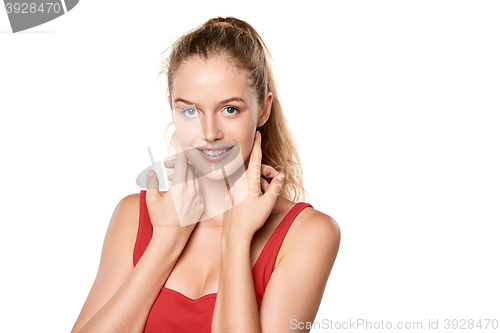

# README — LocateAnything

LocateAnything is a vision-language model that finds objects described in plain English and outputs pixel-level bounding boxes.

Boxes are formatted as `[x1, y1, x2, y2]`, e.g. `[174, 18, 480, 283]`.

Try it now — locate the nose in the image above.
[201, 113, 223, 142]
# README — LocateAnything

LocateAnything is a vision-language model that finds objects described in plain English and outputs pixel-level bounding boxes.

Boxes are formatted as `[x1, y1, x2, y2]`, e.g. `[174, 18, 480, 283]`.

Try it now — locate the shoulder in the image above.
[276, 195, 340, 241]
[107, 192, 142, 242]
[278, 197, 341, 265]
[115, 192, 141, 216]
[117, 190, 167, 211]
[298, 206, 340, 244]
[112, 190, 168, 231]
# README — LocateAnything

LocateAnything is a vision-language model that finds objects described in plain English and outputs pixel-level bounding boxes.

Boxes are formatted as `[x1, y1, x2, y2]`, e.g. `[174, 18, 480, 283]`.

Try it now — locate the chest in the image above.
[162, 209, 287, 300]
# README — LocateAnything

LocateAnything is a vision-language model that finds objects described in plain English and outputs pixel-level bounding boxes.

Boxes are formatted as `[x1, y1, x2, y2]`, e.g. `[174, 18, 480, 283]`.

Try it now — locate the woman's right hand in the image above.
[145, 135, 204, 239]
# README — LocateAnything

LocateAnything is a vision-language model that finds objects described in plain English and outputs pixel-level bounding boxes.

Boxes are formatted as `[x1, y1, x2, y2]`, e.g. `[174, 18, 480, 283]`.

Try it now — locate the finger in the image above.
[226, 181, 235, 208]
[248, 131, 263, 196]
[249, 131, 262, 166]
[146, 169, 160, 201]
[223, 190, 233, 212]
[164, 159, 176, 168]
[261, 164, 279, 179]
[164, 158, 175, 182]
[230, 168, 248, 206]
[263, 172, 284, 202]
[260, 177, 269, 193]
[173, 135, 188, 183]
[193, 169, 200, 194]
[186, 161, 194, 183]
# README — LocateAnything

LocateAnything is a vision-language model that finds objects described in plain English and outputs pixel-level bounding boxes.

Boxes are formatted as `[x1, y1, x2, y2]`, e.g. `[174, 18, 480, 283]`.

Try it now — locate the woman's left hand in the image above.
[222, 131, 284, 238]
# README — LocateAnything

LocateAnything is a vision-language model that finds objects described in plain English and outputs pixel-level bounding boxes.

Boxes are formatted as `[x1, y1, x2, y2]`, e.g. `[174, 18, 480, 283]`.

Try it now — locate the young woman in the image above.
[71, 16, 341, 333]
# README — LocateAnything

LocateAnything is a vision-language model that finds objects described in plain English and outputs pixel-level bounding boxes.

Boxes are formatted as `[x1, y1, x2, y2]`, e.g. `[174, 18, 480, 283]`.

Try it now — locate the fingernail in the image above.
[277, 173, 284, 182]
[255, 131, 258, 138]
[147, 169, 155, 177]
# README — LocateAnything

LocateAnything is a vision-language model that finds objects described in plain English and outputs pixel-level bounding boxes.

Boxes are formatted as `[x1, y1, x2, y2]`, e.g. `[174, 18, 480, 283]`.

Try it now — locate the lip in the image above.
[196, 145, 233, 151]
[197, 146, 234, 163]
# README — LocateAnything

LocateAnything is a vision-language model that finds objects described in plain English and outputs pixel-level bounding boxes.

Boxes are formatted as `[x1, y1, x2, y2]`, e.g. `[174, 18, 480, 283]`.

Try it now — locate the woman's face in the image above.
[169, 55, 271, 180]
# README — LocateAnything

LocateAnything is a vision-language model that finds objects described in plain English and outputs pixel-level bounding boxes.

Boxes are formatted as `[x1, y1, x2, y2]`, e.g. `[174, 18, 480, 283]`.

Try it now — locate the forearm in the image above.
[211, 232, 262, 333]
[76, 233, 184, 333]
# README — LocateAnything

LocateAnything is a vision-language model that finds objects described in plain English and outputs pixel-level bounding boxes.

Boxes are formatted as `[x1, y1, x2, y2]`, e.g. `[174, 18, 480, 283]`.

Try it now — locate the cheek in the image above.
[241, 131, 256, 162]
[224, 127, 254, 160]
[174, 122, 197, 146]
[175, 132, 192, 152]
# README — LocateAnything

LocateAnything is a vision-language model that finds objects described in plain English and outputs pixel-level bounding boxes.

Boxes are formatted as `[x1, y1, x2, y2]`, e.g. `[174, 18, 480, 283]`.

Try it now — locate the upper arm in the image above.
[259, 210, 341, 333]
[70, 193, 141, 333]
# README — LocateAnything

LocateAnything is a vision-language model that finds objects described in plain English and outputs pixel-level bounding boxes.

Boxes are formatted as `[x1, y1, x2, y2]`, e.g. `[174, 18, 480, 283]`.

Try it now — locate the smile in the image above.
[197, 146, 234, 162]
[202, 148, 231, 155]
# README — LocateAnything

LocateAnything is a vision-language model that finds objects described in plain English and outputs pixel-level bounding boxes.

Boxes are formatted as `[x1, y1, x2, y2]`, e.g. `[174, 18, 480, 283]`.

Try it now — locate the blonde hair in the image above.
[157, 16, 308, 203]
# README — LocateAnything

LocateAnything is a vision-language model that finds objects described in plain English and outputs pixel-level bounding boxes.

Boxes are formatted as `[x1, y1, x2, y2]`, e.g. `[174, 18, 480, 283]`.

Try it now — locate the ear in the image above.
[257, 92, 273, 128]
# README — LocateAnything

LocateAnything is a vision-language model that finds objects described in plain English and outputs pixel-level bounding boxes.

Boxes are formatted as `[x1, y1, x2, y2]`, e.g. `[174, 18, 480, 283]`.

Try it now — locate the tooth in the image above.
[202, 148, 228, 156]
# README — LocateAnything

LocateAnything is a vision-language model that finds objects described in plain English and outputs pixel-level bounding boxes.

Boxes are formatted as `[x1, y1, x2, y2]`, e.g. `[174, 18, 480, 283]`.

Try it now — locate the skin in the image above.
[164, 54, 273, 225]
[70, 54, 341, 333]
[168, 54, 265, 182]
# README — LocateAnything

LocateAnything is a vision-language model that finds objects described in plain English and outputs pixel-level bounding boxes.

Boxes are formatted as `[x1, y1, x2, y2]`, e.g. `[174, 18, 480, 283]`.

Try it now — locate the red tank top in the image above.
[133, 190, 313, 332]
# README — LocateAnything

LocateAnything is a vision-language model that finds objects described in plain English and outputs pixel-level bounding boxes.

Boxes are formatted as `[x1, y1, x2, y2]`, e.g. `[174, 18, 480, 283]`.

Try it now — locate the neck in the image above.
[196, 158, 250, 226]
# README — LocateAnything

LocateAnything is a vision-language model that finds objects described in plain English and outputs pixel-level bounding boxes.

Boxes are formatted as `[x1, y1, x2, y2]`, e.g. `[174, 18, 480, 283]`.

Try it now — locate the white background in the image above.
[1, 1, 499, 332]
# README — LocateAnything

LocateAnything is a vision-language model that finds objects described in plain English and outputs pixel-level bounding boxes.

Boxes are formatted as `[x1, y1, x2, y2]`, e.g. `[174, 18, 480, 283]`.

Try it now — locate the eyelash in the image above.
[181, 106, 240, 118]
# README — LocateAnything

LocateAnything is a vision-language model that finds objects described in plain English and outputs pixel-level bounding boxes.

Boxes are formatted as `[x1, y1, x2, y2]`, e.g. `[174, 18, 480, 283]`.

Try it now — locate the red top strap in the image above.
[132, 190, 153, 267]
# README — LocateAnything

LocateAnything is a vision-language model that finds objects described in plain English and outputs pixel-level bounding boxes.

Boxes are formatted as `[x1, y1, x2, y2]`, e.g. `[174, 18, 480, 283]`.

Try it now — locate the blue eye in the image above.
[223, 106, 239, 116]
[182, 107, 199, 117]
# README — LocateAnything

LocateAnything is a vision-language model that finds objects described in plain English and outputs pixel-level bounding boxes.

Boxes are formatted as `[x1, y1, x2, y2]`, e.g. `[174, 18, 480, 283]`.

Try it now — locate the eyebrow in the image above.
[174, 97, 247, 106]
